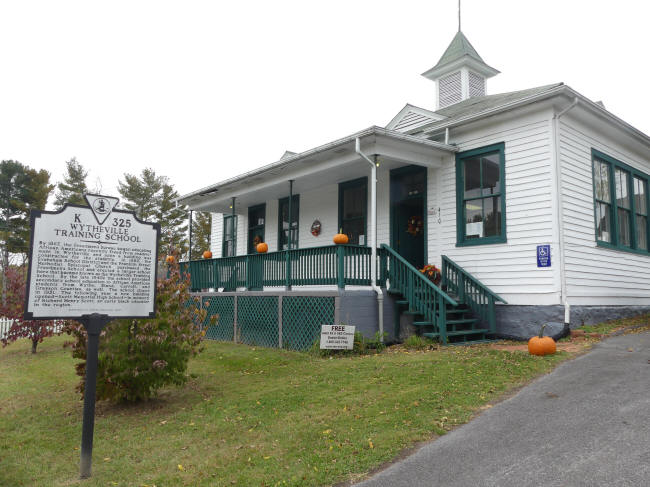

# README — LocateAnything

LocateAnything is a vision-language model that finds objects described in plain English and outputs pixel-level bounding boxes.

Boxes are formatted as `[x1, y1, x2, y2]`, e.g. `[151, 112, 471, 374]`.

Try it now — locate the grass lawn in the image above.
[1, 334, 573, 487]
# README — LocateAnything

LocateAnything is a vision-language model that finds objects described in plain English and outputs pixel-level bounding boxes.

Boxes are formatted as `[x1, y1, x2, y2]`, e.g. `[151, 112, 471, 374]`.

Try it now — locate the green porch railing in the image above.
[181, 244, 384, 291]
[381, 244, 457, 344]
[441, 255, 507, 334]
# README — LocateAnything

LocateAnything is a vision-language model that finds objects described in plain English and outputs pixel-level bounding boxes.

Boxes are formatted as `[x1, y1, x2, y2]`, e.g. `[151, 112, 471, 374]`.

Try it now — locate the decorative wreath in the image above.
[406, 215, 423, 236]
[311, 220, 322, 237]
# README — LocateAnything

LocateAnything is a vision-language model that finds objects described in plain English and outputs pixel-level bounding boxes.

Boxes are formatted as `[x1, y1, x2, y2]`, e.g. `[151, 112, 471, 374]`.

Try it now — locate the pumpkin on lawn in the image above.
[333, 229, 349, 245]
[257, 242, 269, 253]
[203, 250, 213, 259]
[528, 324, 557, 356]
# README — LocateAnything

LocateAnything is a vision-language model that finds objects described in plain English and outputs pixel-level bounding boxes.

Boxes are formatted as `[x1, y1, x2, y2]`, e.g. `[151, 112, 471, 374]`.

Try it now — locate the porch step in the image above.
[412, 321, 433, 326]
[423, 328, 488, 338]
[444, 318, 479, 326]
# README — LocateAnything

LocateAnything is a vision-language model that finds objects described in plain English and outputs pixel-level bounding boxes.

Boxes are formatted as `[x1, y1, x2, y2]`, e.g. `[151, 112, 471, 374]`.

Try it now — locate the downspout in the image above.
[355, 138, 384, 342]
[553, 97, 579, 325]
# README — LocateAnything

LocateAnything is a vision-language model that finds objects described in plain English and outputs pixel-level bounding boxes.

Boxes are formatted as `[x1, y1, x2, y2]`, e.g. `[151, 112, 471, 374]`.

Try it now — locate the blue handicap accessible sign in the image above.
[537, 244, 551, 267]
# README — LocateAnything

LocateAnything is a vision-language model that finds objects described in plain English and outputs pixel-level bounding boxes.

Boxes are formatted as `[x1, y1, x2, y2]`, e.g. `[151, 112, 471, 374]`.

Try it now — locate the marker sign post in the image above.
[24, 194, 160, 479]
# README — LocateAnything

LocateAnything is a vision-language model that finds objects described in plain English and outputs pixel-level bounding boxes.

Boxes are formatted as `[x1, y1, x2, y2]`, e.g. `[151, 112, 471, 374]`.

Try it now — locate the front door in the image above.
[391, 166, 426, 269]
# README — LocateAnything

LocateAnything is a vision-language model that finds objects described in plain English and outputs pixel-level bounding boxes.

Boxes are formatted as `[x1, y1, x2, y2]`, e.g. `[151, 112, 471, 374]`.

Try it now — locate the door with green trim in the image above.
[391, 166, 426, 269]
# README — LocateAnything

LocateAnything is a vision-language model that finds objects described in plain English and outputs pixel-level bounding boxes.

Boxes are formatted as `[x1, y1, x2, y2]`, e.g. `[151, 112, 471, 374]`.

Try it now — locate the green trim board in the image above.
[389, 165, 427, 268]
[247, 204, 266, 254]
[278, 195, 300, 250]
[222, 214, 237, 257]
[455, 142, 506, 247]
[591, 148, 650, 255]
[338, 177, 368, 246]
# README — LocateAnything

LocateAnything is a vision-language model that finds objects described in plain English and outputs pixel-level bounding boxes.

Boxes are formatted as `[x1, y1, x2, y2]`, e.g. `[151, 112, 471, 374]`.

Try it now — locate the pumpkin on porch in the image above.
[165, 255, 175, 264]
[528, 324, 557, 356]
[333, 229, 349, 245]
[203, 250, 212, 259]
[257, 242, 269, 253]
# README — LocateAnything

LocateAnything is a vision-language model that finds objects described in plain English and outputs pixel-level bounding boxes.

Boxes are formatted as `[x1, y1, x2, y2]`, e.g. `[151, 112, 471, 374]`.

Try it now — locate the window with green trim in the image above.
[592, 149, 650, 254]
[278, 195, 299, 250]
[338, 177, 367, 245]
[222, 214, 237, 257]
[456, 142, 506, 245]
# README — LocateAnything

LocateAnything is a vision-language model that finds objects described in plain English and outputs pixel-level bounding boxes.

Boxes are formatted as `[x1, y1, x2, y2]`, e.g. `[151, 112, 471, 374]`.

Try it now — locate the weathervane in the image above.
[458, 0, 461, 31]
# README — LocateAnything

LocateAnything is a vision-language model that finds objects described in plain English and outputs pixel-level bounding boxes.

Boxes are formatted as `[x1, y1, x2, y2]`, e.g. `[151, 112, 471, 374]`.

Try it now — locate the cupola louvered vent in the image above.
[469, 71, 485, 98]
[438, 71, 462, 109]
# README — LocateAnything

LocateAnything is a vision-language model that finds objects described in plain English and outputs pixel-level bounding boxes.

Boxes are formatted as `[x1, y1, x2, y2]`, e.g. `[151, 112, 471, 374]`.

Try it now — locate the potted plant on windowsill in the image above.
[419, 264, 442, 287]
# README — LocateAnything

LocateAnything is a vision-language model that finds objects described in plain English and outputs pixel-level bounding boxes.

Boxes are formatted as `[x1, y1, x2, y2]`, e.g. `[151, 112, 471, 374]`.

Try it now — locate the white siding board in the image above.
[559, 117, 650, 305]
[210, 213, 223, 258]
[433, 110, 559, 305]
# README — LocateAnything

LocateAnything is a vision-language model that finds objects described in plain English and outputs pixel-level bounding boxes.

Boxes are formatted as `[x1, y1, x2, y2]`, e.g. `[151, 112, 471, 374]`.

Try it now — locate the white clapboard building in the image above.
[178, 30, 650, 346]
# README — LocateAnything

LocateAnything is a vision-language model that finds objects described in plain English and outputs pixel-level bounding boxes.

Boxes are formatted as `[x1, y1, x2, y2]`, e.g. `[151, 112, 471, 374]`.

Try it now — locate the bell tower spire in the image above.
[422, 27, 499, 109]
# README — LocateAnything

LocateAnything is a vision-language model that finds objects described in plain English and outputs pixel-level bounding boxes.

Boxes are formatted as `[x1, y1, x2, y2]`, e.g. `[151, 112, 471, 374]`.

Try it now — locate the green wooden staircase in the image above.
[381, 245, 507, 345]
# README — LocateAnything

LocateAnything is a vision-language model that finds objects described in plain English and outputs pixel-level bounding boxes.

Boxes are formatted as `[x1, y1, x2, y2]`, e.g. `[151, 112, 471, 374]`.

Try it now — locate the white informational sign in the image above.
[24, 195, 160, 319]
[320, 324, 356, 350]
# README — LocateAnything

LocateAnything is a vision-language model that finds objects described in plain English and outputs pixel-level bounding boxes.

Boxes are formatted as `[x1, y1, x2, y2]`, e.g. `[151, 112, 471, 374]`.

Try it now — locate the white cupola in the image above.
[422, 31, 499, 110]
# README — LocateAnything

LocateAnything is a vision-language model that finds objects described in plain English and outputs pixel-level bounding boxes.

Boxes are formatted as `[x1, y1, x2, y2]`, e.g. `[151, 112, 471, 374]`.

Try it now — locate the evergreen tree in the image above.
[190, 211, 211, 260]
[117, 168, 188, 256]
[0, 161, 54, 303]
[54, 157, 88, 208]
[157, 183, 188, 258]
[117, 168, 163, 221]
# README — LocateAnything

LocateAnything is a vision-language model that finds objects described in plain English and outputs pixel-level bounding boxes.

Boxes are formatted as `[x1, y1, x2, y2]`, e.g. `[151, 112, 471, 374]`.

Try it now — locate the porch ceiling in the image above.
[181, 126, 457, 213]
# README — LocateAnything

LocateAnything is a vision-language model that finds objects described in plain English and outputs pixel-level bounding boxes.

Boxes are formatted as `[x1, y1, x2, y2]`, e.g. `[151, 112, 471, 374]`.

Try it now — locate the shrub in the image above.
[1, 266, 60, 353]
[403, 334, 436, 350]
[65, 258, 214, 402]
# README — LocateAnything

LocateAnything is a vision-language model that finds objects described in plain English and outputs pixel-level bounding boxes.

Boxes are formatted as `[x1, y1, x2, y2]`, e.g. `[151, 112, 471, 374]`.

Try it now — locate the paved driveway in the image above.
[356, 331, 650, 487]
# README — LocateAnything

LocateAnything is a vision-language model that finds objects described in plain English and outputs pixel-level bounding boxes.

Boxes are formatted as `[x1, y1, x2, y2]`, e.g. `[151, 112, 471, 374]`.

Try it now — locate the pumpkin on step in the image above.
[257, 242, 269, 253]
[333, 229, 349, 245]
[203, 250, 213, 259]
[165, 255, 175, 264]
[528, 324, 557, 356]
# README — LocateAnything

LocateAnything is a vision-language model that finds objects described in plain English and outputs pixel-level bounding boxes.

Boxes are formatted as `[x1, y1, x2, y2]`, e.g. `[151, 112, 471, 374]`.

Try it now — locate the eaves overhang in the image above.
[177, 126, 457, 208]
[421, 84, 650, 150]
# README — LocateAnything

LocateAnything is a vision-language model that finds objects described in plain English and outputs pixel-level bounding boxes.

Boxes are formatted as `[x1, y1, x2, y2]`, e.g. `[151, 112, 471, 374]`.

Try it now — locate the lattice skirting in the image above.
[192, 293, 337, 351]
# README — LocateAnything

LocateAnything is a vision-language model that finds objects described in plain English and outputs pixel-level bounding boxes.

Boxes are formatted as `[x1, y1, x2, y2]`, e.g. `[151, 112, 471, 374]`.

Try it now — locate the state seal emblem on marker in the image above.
[85, 193, 119, 225]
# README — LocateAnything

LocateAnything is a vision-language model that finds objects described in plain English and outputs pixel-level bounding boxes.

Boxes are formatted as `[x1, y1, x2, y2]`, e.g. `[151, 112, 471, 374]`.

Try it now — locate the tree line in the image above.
[1, 157, 212, 276]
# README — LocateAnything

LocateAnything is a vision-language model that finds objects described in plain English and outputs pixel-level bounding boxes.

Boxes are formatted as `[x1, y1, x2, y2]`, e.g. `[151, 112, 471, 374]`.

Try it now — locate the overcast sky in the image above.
[2, 0, 649, 204]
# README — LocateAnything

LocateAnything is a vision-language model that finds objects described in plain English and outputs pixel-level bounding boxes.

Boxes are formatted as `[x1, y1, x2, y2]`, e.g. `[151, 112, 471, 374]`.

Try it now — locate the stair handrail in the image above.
[441, 255, 508, 304]
[381, 244, 458, 306]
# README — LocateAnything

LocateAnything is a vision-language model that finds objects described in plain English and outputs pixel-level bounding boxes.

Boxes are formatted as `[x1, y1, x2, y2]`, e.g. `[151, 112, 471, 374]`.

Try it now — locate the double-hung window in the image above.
[278, 195, 299, 250]
[592, 149, 650, 253]
[222, 214, 237, 257]
[456, 142, 506, 245]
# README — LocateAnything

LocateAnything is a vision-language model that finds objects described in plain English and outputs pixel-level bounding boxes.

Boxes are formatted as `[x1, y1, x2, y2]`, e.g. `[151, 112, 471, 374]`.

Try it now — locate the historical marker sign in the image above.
[25, 195, 160, 320]
[320, 324, 355, 350]
[24, 194, 160, 479]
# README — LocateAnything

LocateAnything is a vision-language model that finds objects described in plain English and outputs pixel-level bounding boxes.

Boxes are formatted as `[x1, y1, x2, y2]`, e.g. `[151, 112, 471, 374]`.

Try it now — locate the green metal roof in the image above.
[434, 31, 485, 68]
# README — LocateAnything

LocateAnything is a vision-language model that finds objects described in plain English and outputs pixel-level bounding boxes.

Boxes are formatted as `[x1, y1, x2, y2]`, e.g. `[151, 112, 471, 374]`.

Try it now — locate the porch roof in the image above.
[177, 126, 457, 213]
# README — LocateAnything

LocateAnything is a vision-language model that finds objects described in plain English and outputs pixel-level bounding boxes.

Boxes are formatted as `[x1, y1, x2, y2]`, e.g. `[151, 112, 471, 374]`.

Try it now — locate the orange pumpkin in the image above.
[203, 250, 213, 259]
[528, 324, 557, 356]
[333, 229, 349, 245]
[165, 255, 175, 264]
[257, 242, 269, 253]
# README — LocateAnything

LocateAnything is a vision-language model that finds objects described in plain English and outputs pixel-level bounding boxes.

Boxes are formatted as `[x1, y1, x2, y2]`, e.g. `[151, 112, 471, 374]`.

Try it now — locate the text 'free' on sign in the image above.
[320, 324, 355, 350]
[24, 194, 160, 320]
